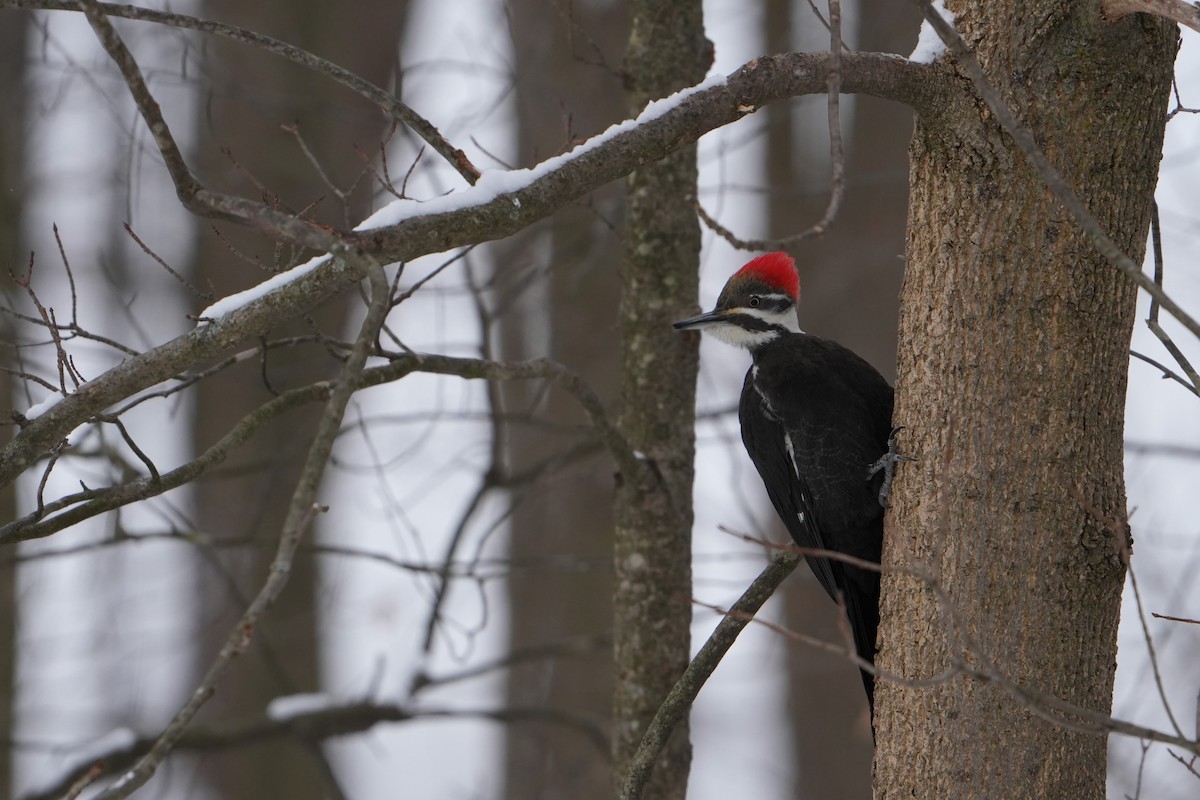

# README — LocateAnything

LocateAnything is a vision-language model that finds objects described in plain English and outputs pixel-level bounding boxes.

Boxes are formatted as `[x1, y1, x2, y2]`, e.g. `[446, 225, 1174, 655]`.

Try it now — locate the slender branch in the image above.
[2, 530, 610, 582]
[92, 259, 390, 799]
[1, 354, 629, 544]
[619, 550, 801, 800]
[0, 49, 936, 487]
[413, 633, 612, 692]
[1101, 0, 1200, 33]
[1130, 350, 1200, 398]
[698, 0, 846, 250]
[1068, 486, 1185, 738]
[74, 0, 347, 250]
[1145, 202, 1200, 394]
[5, 0, 481, 183]
[21, 700, 608, 800]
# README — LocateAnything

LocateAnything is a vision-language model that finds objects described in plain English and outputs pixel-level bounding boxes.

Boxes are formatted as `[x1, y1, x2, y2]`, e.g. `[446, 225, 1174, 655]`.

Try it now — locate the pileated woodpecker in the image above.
[674, 251, 901, 717]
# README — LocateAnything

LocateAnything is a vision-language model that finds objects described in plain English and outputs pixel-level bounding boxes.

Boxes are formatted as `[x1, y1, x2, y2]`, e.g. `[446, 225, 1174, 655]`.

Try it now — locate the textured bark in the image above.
[612, 2, 709, 798]
[499, 2, 626, 797]
[187, 3, 407, 797]
[875, 4, 1177, 798]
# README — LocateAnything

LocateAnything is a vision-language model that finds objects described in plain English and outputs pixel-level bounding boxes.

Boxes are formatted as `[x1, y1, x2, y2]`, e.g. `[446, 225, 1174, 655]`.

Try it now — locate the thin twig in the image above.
[618, 550, 802, 800]
[1101, 0, 1200, 33]
[123, 223, 213, 302]
[92, 258, 390, 799]
[1145, 202, 1200, 394]
[1068, 485, 1185, 739]
[8, 0, 481, 184]
[22, 700, 608, 800]
[0, 353, 630, 544]
[698, 0, 846, 250]
[1129, 350, 1200, 398]
[74, 0, 348, 251]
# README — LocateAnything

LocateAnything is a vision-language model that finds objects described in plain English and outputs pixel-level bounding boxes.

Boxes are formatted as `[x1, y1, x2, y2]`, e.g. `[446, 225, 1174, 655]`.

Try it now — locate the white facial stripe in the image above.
[706, 323, 780, 349]
[738, 306, 801, 333]
[693, 302, 800, 350]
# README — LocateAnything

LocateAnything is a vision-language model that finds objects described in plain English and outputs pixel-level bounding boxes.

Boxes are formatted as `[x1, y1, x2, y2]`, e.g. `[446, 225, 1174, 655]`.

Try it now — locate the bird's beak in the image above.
[673, 308, 727, 331]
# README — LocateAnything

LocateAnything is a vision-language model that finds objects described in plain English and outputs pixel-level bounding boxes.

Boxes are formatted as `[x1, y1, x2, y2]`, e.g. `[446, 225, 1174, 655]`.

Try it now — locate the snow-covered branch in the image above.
[0, 47, 934, 488]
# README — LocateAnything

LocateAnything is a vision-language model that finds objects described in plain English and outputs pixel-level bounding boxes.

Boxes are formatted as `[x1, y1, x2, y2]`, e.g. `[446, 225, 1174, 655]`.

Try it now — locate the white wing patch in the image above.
[783, 432, 800, 481]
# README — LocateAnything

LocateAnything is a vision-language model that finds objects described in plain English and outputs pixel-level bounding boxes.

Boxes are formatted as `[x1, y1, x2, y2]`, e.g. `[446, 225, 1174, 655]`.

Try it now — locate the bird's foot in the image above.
[867, 426, 917, 508]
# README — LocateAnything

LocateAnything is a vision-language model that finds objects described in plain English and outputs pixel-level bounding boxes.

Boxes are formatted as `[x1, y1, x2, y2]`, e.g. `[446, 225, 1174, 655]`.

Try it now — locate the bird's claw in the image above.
[867, 426, 916, 508]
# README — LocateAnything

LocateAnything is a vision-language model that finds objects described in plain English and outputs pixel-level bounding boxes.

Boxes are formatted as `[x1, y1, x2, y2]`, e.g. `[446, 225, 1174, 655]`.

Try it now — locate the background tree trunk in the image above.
[0, 12, 27, 795]
[188, 3, 407, 796]
[612, 2, 709, 798]
[875, 4, 1177, 798]
[497, 3, 626, 797]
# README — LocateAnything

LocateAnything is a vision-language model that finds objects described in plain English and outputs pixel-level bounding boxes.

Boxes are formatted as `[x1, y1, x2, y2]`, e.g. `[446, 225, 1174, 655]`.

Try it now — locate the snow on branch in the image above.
[0, 47, 934, 488]
[909, 0, 956, 64]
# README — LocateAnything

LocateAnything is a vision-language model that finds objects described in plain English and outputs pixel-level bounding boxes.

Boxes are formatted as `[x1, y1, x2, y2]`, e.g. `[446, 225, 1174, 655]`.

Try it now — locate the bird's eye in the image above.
[749, 296, 761, 308]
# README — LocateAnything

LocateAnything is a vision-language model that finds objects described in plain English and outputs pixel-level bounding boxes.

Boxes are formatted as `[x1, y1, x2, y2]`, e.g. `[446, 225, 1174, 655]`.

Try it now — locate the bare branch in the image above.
[21, 700, 608, 800]
[123, 223, 213, 303]
[6, 0, 481, 183]
[699, 0, 846, 250]
[1101, 0, 1200, 33]
[619, 550, 802, 800]
[92, 259, 390, 798]
[1130, 350, 1200, 398]
[1, 352, 627, 545]
[1145, 202, 1200, 394]
[73, 0, 348, 251]
[0, 48, 935, 488]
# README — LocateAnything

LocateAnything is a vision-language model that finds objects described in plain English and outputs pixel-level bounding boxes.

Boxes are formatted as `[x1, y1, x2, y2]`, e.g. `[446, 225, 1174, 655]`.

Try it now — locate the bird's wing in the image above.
[738, 373, 842, 602]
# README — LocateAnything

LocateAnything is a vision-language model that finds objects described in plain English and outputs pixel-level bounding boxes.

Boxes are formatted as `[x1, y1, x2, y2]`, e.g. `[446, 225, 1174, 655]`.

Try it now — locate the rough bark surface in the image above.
[875, 4, 1177, 798]
[613, 1, 709, 797]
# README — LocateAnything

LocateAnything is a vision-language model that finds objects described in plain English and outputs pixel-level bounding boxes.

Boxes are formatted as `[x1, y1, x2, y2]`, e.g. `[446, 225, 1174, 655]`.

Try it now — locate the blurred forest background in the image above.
[1, 1, 1198, 798]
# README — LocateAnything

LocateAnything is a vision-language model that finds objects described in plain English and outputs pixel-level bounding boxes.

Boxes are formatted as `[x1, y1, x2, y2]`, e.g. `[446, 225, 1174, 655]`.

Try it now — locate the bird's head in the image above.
[673, 251, 801, 350]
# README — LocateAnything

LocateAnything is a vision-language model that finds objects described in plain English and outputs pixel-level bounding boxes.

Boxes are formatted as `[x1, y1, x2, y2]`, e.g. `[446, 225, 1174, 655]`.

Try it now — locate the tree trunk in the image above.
[189, 3, 407, 796]
[0, 12, 27, 794]
[497, 3, 626, 797]
[875, 4, 1177, 798]
[612, 2, 709, 798]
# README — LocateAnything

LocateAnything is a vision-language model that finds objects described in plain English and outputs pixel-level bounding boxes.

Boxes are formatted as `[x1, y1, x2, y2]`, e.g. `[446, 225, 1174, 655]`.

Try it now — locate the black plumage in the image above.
[673, 251, 896, 720]
[739, 333, 892, 712]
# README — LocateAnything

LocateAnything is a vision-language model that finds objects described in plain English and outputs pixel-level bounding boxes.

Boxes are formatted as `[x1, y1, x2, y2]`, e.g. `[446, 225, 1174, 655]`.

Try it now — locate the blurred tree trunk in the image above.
[498, 3, 627, 798]
[0, 13, 27, 796]
[612, 2, 708, 798]
[763, 2, 918, 796]
[875, 4, 1176, 798]
[188, 3, 407, 797]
